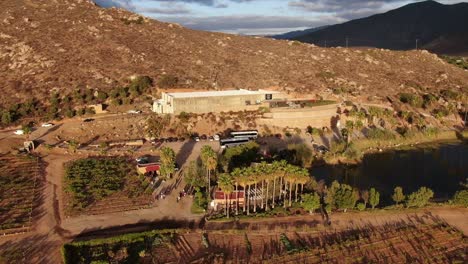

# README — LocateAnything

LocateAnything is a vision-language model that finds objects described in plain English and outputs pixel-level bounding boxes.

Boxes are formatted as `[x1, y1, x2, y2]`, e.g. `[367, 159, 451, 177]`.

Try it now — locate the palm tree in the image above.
[296, 168, 310, 202]
[218, 173, 234, 218]
[243, 167, 255, 215]
[236, 171, 248, 214]
[201, 146, 217, 197]
[263, 163, 273, 211]
[284, 164, 298, 207]
[231, 168, 243, 215]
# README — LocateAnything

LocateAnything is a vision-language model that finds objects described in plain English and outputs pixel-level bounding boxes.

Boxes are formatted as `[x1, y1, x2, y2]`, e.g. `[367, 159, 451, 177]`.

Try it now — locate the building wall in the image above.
[258, 104, 339, 128]
[173, 94, 265, 114]
[153, 91, 283, 114]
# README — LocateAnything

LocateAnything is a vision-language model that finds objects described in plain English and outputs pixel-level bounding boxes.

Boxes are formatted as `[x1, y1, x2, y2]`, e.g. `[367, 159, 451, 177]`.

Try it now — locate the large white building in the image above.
[153, 89, 282, 114]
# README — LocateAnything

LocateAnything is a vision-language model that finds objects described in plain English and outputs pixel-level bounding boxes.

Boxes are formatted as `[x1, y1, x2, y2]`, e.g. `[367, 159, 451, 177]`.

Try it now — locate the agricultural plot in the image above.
[62, 217, 467, 263]
[63, 157, 153, 216]
[0, 154, 42, 235]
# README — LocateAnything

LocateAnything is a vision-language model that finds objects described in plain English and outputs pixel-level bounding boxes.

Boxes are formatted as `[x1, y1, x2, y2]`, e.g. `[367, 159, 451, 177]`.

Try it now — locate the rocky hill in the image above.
[291, 1, 468, 55]
[0, 0, 467, 108]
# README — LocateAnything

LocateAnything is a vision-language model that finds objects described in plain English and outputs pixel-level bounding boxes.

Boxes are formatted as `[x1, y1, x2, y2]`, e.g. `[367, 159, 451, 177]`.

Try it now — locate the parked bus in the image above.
[230, 130, 258, 139]
[220, 137, 251, 149]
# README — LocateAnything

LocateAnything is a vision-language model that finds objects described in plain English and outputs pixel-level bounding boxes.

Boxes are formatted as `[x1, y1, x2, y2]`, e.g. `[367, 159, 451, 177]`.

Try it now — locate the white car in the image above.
[213, 134, 220, 141]
[14, 130, 24, 135]
[41, 123, 54, 127]
[127, 110, 142, 114]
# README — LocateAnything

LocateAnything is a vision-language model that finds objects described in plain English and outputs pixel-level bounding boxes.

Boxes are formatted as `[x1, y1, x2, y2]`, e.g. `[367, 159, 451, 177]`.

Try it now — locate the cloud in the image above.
[136, 3, 192, 14]
[288, 0, 466, 20]
[154, 14, 344, 34]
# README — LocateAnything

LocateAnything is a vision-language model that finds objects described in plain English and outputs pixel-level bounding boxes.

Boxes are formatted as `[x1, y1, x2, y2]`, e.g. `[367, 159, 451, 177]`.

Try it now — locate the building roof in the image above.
[214, 190, 245, 200]
[165, 89, 279, 99]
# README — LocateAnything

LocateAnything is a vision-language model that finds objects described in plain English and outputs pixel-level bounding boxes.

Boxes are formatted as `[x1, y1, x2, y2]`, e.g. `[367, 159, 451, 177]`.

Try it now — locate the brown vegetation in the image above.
[0, 0, 467, 110]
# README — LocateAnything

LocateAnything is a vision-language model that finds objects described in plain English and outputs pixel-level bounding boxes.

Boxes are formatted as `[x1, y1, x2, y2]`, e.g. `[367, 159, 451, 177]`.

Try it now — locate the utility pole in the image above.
[415, 39, 419, 50]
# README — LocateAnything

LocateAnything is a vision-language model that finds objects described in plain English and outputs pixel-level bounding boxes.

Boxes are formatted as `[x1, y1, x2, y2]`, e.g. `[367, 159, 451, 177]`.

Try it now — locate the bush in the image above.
[422, 93, 437, 108]
[157, 75, 178, 88]
[406, 187, 434, 208]
[399, 93, 423, 108]
[129, 76, 152, 94]
[367, 128, 396, 140]
[440, 89, 460, 100]
[356, 202, 366, 211]
[432, 108, 450, 119]
[452, 190, 468, 207]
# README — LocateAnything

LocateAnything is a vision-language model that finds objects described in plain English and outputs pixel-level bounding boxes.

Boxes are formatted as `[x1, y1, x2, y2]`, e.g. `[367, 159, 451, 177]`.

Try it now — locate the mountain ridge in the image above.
[285, 0, 468, 54]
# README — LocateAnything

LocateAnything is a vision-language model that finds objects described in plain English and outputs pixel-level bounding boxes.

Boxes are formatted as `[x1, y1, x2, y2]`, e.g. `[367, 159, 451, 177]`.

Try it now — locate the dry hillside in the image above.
[0, 0, 467, 106]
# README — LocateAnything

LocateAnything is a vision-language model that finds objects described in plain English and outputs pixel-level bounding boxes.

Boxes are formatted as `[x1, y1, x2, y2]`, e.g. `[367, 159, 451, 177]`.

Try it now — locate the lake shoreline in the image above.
[320, 130, 466, 166]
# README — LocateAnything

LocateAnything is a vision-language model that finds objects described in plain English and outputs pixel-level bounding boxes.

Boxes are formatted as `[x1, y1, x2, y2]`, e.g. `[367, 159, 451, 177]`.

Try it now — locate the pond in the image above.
[313, 140, 468, 202]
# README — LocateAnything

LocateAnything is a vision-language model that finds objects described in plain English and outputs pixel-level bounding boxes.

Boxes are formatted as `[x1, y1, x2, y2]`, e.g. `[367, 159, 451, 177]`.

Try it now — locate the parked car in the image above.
[14, 130, 24, 135]
[41, 123, 54, 128]
[200, 134, 207, 140]
[179, 137, 185, 142]
[213, 134, 220, 141]
[208, 136, 214, 141]
[127, 110, 142, 114]
[193, 136, 200, 142]
[83, 118, 94, 122]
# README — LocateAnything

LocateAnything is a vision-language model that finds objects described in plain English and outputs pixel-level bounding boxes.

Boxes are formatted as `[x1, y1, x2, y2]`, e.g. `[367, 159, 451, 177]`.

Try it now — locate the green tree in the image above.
[64, 108, 75, 118]
[184, 161, 206, 189]
[334, 183, 357, 212]
[68, 140, 79, 153]
[302, 192, 320, 214]
[369, 188, 380, 209]
[356, 202, 366, 211]
[286, 143, 313, 167]
[452, 190, 468, 207]
[201, 145, 218, 195]
[392, 186, 405, 205]
[146, 114, 170, 138]
[1, 111, 12, 125]
[21, 123, 33, 138]
[218, 173, 234, 218]
[325, 180, 340, 211]
[160, 147, 176, 179]
[96, 91, 108, 101]
[406, 187, 434, 208]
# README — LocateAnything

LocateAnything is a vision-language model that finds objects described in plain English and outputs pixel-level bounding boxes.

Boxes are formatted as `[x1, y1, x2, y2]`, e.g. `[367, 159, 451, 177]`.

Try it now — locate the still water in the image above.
[313, 141, 467, 201]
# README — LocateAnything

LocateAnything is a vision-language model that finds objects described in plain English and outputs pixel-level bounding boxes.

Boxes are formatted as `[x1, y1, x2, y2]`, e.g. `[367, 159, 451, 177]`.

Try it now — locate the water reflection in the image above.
[313, 141, 467, 201]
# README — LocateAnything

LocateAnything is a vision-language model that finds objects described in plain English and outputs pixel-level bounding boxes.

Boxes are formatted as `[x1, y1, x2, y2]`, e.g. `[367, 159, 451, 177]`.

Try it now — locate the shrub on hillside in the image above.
[399, 93, 423, 108]
[440, 89, 461, 100]
[157, 75, 178, 88]
[367, 127, 396, 140]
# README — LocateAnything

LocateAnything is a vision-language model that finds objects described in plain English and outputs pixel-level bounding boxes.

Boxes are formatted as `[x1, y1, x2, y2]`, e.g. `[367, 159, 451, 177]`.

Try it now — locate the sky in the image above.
[93, 0, 465, 35]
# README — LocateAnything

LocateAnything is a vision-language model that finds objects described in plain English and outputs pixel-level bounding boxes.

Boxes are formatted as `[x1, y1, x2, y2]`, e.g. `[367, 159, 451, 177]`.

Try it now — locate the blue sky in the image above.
[94, 0, 465, 35]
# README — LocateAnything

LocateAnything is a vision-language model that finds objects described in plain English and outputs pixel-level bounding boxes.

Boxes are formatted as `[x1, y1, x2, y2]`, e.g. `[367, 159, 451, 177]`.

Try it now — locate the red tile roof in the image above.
[214, 190, 244, 200]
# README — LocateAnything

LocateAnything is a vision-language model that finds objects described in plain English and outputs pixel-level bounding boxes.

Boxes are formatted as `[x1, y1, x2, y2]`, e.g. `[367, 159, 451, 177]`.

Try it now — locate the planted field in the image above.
[0, 154, 42, 235]
[64, 157, 153, 216]
[62, 217, 467, 263]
